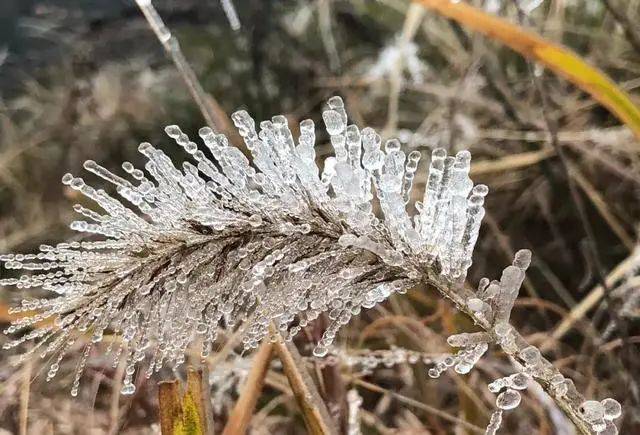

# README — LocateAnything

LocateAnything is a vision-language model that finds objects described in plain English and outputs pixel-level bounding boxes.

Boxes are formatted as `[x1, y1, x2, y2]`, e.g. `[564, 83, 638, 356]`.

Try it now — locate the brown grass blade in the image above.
[222, 341, 274, 435]
[549, 251, 639, 345]
[469, 148, 555, 176]
[158, 370, 208, 435]
[199, 365, 215, 434]
[412, 0, 640, 141]
[569, 164, 635, 250]
[159, 381, 183, 435]
[185, 368, 209, 434]
[273, 338, 338, 434]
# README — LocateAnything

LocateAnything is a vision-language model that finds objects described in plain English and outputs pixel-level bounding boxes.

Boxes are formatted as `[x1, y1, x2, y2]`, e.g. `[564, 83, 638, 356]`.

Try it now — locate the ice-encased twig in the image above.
[0, 97, 620, 434]
[1, 96, 486, 390]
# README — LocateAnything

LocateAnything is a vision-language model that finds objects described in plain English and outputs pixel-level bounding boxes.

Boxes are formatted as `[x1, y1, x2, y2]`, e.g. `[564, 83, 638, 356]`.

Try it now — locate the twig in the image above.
[423, 277, 593, 435]
[199, 365, 215, 434]
[383, 3, 425, 136]
[353, 378, 484, 434]
[134, 0, 231, 133]
[273, 337, 338, 434]
[222, 341, 274, 435]
[186, 368, 209, 433]
[318, 0, 341, 72]
[469, 148, 555, 176]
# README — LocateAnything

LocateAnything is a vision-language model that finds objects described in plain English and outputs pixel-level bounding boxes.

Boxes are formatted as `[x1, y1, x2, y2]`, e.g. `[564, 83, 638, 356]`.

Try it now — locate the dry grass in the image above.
[1, 0, 639, 433]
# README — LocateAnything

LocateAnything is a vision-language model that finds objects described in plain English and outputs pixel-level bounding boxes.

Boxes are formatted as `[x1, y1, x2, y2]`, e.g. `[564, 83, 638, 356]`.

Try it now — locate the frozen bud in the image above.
[520, 346, 541, 366]
[248, 214, 262, 227]
[432, 147, 447, 160]
[384, 139, 401, 153]
[601, 398, 622, 420]
[472, 183, 489, 197]
[512, 249, 532, 270]
[496, 389, 521, 410]
[466, 297, 484, 312]
[477, 277, 490, 292]
[508, 373, 529, 390]
[61, 173, 74, 185]
[580, 400, 605, 422]
[313, 345, 329, 357]
[165, 125, 182, 138]
[327, 95, 345, 111]
[428, 367, 441, 378]
[408, 150, 421, 163]
[446, 332, 489, 347]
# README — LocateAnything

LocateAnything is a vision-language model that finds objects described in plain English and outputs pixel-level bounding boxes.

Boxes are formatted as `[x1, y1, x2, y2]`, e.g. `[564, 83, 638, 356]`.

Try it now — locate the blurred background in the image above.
[0, 0, 639, 433]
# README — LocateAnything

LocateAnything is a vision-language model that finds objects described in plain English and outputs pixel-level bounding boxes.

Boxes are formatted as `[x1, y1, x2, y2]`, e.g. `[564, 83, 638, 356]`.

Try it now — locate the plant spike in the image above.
[0, 97, 621, 434]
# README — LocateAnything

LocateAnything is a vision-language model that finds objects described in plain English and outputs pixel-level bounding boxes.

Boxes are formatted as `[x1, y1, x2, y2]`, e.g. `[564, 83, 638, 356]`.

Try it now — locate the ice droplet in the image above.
[496, 388, 521, 410]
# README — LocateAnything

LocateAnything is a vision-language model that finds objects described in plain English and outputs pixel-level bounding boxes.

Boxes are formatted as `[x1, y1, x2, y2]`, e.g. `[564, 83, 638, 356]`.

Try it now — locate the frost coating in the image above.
[1, 97, 488, 394]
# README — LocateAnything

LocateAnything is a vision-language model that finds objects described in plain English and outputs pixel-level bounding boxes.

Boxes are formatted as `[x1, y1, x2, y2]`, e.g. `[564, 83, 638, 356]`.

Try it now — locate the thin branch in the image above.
[424, 276, 593, 435]
[353, 378, 485, 434]
[185, 368, 209, 433]
[134, 0, 232, 133]
[222, 341, 274, 435]
[383, 3, 425, 136]
[317, 0, 341, 72]
[273, 337, 338, 435]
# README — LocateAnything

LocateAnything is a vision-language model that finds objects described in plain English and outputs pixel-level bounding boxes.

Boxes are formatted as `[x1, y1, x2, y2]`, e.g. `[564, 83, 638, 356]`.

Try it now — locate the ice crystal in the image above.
[485, 372, 528, 432]
[1, 96, 488, 393]
[496, 388, 521, 410]
[220, 0, 241, 31]
[210, 351, 251, 414]
[323, 346, 436, 374]
[367, 36, 428, 85]
[488, 372, 530, 393]
[485, 409, 503, 435]
[579, 398, 623, 434]
[429, 340, 488, 378]
[601, 398, 622, 420]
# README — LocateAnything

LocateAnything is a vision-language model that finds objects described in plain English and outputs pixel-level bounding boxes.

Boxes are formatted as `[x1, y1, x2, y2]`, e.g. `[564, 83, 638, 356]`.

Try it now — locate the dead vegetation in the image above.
[1, 0, 639, 433]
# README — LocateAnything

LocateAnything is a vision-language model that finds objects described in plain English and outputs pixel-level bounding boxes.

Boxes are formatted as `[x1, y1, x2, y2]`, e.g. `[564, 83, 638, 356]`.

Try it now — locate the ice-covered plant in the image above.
[0, 97, 620, 433]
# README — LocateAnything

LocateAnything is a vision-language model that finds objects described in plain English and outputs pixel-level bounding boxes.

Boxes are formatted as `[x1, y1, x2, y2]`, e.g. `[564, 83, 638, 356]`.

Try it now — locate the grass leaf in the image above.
[274, 338, 338, 435]
[158, 370, 207, 435]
